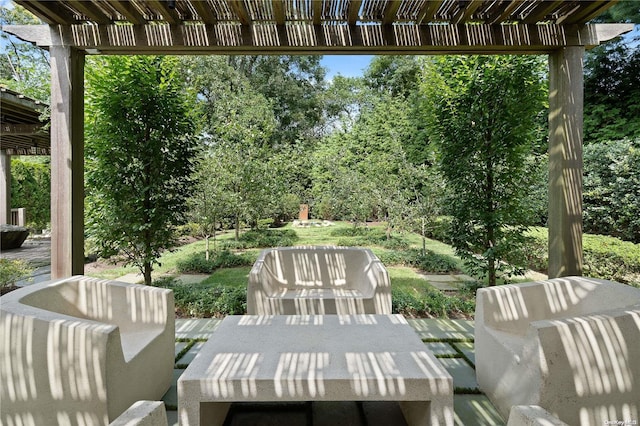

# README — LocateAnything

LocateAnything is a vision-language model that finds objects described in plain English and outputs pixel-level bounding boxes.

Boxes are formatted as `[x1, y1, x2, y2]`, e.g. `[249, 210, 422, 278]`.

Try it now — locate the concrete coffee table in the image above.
[178, 314, 453, 426]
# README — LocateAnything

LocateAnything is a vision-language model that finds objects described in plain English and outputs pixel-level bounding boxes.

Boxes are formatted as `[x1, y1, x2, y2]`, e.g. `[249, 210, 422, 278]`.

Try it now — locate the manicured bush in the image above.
[378, 248, 459, 273]
[176, 250, 254, 274]
[391, 286, 475, 319]
[518, 228, 640, 287]
[0, 259, 32, 291]
[237, 229, 298, 248]
[154, 277, 247, 317]
[330, 226, 371, 237]
[10, 159, 50, 230]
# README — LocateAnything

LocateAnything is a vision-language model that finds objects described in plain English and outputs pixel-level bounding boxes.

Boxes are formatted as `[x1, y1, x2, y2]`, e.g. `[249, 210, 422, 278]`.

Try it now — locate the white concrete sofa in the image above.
[248, 246, 392, 315]
[1, 275, 175, 426]
[475, 276, 640, 425]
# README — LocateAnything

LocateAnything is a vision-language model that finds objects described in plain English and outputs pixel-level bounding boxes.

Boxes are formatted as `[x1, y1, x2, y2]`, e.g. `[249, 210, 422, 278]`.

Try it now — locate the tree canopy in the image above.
[85, 56, 197, 285]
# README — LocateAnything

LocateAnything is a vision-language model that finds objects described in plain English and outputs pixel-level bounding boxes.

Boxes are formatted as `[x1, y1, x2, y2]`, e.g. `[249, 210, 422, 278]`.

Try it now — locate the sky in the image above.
[320, 55, 373, 80]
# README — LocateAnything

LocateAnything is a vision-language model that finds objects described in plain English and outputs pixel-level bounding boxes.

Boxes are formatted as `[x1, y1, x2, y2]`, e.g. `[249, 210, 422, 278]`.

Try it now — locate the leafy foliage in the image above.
[423, 55, 547, 285]
[0, 5, 50, 102]
[584, 138, 640, 243]
[157, 277, 247, 318]
[176, 250, 255, 274]
[0, 258, 32, 290]
[10, 158, 50, 230]
[584, 39, 640, 144]
[85, 56, 197, 285]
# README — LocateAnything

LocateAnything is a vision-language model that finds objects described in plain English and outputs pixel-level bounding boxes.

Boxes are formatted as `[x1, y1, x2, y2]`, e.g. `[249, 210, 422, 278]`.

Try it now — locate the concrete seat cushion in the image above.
[1, 275, 175, 425]
[247, 246, 392, 315]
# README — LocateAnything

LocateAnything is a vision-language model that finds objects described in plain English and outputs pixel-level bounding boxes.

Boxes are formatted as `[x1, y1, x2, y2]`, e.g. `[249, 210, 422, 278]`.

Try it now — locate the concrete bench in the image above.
[1, 276, 175, 425]
[475, 276, 640, 424]
[248, 246, 392, 315]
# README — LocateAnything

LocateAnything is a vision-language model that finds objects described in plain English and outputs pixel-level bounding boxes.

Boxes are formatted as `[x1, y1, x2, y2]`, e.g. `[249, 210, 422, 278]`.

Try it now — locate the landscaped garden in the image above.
[82, 220, 640, 320]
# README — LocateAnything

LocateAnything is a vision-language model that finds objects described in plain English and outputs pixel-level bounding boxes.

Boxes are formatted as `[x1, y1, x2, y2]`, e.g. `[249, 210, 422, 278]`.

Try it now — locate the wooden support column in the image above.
[0, 151, 10, 224]
[548, 47, 584, 278]
[50, 45, 85, 278]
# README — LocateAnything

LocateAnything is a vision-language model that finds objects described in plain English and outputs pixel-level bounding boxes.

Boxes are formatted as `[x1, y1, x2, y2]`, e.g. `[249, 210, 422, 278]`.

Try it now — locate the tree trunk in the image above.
[422, 217, 426, 256]
[235, 216, 240, 241]
[205, 236, 210, 261]
[143, 261, 152, 286]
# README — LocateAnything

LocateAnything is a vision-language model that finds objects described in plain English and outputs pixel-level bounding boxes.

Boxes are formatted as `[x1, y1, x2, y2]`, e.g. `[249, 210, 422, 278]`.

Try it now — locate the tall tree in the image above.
[422, 55, 547, 285]
[584, 38, 640, 144]
[183, 56, 279, 238]
[0, 4, 50, 102]
[227, 55, 327, 147]
[85, 56, 197, 285]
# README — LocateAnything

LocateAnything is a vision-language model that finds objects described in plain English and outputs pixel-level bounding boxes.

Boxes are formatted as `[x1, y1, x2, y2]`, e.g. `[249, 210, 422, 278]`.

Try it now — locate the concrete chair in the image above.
[248, 246, 392, 315]
[1, 276, 174, 425]
[475, 276, 640, 425]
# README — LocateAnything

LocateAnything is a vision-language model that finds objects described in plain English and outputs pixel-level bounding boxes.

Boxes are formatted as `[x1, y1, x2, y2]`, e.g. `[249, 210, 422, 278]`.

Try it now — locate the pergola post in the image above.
[548, 46, 585, 278]
[0, 151, 10, 224]
[50, 45, 85, 278]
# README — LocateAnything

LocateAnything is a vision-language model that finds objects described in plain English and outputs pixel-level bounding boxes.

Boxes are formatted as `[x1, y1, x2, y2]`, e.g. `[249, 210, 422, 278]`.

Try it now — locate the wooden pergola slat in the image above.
[2, 0, 633, 280]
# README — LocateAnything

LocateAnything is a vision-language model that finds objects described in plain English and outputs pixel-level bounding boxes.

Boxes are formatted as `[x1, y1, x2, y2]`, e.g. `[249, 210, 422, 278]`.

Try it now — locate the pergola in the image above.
[2, 0, 632, 280]
[0, 87, 50, 224]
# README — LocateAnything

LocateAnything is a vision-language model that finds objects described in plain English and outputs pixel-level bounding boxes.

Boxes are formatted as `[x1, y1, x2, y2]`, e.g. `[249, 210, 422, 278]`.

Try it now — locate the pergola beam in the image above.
[3, 23, 632, 55]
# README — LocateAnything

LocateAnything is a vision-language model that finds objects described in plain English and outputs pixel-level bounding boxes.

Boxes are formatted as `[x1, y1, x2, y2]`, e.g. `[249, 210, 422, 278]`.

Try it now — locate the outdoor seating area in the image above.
[2, 274, 639, 425]
[248, 246, 392, 315]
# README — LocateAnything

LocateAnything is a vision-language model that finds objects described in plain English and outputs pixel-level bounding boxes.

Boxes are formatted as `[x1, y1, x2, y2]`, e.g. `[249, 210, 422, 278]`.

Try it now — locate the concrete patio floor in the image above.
[164, 318, 505, 426]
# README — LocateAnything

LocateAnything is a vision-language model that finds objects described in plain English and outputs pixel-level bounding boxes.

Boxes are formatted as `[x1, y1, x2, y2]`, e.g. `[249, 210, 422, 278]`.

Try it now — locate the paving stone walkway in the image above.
[164, 318, 505, 426]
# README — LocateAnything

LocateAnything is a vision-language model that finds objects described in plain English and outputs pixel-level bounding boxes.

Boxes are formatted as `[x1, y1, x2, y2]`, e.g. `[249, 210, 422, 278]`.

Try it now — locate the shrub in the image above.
[416, 251, 459, 273]
[330, 226, 371, 237]
[583, 234, 640, 285]
[0, 259, 32, 290]
[10, 159, 51, 230]
[154, 277, 247, 317]
[377, 249, 459, 273]
[176, 250, 254, 274]
[424, 216, 453, 243]
[391, 286, 475, 319]
[237, 229, 298, 248]
[519, 227, 640, 287]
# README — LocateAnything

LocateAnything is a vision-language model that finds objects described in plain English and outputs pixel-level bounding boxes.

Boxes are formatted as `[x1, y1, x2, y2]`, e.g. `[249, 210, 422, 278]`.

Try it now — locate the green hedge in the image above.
[176, 250, 255, 274]
[11, 158, 50, 230]
[518, 228, 640, 287]
[222, 229, 298, 250]
[391, 286, 475, 319]
[155, 277, 246, 317]
[377, 248, 460, 273]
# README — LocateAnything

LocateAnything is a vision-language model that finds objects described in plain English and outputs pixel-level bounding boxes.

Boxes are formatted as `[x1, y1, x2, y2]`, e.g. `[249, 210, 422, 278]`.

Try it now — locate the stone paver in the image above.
[453, 341, 476, 365]
[175, 318, 220, 339]
[175, 342, 205, 365]
[174, 342, 189, 358]
[454, 395, 505, 425]
[438, 358, 479, 391]
[425, 341, 459, 357]
[408, 318, 474, 341]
